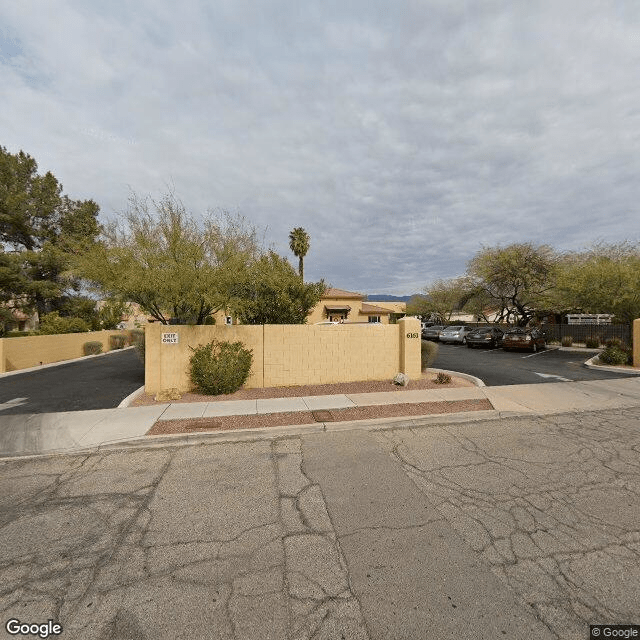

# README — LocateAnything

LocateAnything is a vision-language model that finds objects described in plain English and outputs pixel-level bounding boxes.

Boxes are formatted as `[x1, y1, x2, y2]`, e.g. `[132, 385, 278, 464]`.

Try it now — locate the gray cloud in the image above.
[1, 1, 639, 295]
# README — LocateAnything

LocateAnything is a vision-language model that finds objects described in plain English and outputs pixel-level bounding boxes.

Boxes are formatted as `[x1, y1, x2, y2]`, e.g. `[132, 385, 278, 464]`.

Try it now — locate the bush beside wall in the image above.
[109, 334, 127, 350]
[83, 341, 103, 355]
[189, 339, 253, 395]
[421, 340, 439, 370]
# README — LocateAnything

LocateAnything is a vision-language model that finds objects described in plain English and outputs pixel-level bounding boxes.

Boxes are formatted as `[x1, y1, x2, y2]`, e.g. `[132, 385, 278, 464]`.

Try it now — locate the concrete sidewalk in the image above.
[1, 377, 640, 458]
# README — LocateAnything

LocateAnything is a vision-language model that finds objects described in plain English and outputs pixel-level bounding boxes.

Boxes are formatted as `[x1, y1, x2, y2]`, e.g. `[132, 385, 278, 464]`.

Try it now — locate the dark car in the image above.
[422, 325, 445, 341]
[502, 327, 546, 352]
[466, 327, 504, 348]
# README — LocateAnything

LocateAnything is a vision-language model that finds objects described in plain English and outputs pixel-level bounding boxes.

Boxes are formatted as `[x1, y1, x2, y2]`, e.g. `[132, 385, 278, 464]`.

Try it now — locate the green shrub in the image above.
[561, 336, 573, 347]
[599, 346, 630, 366]
[98, 300, 129, 330]
[189, 339, 253, 395]
[39, 312, 90, 335]
[421, 340, 439, 370]
[109, 334, 127, 350]
[585, 336, 601, 348]
[434, 372, 452, 384]
[83, 341, 103, 356]
[130, 329, 145, 364]
[604, 337, 623, 348]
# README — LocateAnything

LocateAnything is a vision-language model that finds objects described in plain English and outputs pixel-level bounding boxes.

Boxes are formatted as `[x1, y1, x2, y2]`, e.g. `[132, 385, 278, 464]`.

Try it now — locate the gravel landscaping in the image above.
[147, 398, 493, 435]
[133, 371, 475, 406]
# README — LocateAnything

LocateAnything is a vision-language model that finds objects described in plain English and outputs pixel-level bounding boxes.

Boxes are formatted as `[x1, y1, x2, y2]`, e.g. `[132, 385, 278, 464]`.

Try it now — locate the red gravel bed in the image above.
[133, 373, 474, 406]
[146, 398, 493, 436]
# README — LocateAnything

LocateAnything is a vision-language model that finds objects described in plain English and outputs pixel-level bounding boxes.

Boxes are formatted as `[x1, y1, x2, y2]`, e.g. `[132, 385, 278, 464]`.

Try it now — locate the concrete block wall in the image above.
[145, 316, 422, 394]
[0, 330, 130, 373]
[145, 324, 264, 394]
[262, 323, 398, 387]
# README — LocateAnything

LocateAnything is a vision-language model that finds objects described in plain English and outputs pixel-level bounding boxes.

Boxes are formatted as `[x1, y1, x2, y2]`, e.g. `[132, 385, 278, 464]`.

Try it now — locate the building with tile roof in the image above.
[307, 288, 406, 324]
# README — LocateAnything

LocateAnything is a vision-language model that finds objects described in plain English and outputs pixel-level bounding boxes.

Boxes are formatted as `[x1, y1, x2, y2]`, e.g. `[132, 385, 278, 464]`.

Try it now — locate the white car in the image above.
[439, 325, 473, 344]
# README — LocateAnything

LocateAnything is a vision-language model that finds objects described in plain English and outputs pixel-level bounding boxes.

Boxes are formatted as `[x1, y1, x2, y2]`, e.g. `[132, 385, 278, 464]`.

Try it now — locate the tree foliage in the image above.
[288, 227, 310, 281]
[231, 251, 326, 324]
[98, 299, 130, 330]
[409, 277, 477, 323]
[466, 243, 559, 326]
[0, 146, 101, 319]
[555, 242, 640, 324]
[417, 241, 640, 327]
[76, 193, 261, 325]
[38, 311, 90, 334]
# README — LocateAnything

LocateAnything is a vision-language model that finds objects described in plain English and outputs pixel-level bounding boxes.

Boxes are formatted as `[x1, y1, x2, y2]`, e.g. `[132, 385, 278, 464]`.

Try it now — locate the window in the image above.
[368, 316, 380, 323]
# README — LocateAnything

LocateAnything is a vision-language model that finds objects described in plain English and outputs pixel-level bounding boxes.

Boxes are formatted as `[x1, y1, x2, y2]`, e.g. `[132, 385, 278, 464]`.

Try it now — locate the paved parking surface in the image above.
[433, 343, 632, 386]
[0, 349, 144, 415]
[1, 407, 638, 639]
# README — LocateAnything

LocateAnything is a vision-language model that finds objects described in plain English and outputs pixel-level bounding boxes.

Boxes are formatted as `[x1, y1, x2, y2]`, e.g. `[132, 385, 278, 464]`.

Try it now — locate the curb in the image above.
[0, 409, 505, 461]
[583, 355, 640, 375]
[118, 385, 146, 408]
[0, 346, 134, 378]
[429, 368, 486, 387]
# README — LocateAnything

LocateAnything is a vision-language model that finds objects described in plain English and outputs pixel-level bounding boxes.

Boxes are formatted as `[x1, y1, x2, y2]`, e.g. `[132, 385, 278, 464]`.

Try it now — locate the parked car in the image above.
[502, 327, 546, 352]
[466, 327, 504, 348]
[422, 325, 446, 341]
[439, 325, 473, 344]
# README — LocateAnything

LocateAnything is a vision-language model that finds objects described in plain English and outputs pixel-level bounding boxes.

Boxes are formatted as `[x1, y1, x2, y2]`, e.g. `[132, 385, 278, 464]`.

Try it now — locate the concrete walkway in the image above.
[1, 377, 640, 458]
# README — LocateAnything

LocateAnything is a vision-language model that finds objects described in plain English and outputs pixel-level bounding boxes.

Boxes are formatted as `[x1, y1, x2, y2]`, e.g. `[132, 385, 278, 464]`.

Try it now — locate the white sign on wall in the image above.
[161, 332, 179, 344]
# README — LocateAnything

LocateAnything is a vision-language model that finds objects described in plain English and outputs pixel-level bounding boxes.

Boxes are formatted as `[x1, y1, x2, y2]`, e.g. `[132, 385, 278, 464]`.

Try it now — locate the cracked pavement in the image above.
[1, 407, 639, 639]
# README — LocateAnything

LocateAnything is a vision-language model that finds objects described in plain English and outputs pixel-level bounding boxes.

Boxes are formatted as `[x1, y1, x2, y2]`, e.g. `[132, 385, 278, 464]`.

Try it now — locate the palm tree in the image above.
[288, 227, 310, 281]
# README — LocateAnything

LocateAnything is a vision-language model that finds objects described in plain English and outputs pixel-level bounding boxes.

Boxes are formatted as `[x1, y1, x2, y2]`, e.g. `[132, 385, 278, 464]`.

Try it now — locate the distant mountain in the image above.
[366, 294, 420, 302]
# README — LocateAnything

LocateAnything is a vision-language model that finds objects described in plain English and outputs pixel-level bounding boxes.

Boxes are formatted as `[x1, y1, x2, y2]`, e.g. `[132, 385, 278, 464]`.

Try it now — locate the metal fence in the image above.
[540, 323, 631, 344]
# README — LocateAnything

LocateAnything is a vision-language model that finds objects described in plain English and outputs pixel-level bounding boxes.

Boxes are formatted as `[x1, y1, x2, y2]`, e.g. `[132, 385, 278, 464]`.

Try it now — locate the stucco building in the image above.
[307, 288, 406, 324]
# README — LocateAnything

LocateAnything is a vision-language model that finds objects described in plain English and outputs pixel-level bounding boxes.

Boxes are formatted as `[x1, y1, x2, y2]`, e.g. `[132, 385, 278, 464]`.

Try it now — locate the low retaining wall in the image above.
[0, 330, 130, 373]
[145, 317, 421, 394]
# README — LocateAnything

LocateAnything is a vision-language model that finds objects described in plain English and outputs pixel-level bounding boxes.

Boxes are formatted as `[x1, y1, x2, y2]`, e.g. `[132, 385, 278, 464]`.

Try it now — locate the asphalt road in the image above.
[433, 342, 633, 386]
[2, 407, 638, 638]
[0, 348, 144, 415]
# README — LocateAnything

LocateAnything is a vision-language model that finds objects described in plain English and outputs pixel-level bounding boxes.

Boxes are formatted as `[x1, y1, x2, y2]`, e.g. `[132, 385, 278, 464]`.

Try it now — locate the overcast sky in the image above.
[2, 1, 639, 295]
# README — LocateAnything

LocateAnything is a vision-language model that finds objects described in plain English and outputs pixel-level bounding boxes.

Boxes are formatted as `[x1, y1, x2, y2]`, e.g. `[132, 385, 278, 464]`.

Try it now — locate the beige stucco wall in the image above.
[634, 318, 639, 368]
[0, 330, 130, 373]
[145, 317, 421, 394]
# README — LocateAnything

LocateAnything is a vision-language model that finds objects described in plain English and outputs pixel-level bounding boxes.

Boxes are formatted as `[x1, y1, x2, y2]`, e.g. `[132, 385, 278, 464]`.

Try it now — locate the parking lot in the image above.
[432, 343, 633, 386]
[0, 349, 144, 414]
